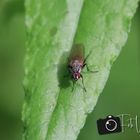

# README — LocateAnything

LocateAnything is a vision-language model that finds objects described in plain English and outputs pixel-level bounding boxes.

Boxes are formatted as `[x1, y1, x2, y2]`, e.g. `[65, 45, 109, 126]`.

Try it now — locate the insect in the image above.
[68, 44, 98, 91]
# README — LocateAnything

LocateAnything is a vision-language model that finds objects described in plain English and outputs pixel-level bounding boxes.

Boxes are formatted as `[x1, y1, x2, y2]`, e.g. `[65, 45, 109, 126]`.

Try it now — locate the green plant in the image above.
[22, 0, 139, 140]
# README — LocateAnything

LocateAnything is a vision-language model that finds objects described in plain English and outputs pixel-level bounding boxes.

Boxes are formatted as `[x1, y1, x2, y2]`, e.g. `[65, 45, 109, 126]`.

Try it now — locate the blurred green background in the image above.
[0, 0, 140, 140]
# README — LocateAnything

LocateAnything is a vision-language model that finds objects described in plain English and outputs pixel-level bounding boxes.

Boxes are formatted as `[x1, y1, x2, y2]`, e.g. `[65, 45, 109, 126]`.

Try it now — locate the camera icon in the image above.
[97, 115, 122, 135]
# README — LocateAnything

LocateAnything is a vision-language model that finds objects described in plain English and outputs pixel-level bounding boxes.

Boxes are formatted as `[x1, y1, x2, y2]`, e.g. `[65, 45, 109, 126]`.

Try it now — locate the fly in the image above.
[68, 44, 98, 91]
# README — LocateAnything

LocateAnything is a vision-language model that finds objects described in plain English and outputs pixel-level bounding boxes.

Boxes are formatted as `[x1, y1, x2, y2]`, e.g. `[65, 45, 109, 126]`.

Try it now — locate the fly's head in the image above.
[68, 61, 83, 81]
[73, 72, 81, 81]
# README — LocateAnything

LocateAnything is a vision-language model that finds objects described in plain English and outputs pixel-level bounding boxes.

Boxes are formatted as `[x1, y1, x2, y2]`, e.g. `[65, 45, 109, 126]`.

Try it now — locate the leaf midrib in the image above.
[45, 0, 86, 139]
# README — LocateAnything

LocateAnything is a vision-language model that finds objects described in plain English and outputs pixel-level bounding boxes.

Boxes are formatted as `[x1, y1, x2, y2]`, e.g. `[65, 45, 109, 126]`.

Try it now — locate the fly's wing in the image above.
[69, 44, 84, 63]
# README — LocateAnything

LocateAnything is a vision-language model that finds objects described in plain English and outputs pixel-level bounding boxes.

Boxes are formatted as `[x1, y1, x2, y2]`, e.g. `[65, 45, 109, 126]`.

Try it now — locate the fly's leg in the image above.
[83, 63, 98, 73]
[83, 51, 98, 73]
[84, 50, 93, 63]
[80, 74, 86, 92]
[72, 80, 76, 92]
[71, 75, 86, 92]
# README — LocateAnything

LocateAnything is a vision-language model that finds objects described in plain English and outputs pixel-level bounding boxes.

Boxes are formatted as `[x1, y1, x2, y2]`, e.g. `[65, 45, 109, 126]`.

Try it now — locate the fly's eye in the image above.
[73, 73, 80, 80]
[74, 76, 78, 80]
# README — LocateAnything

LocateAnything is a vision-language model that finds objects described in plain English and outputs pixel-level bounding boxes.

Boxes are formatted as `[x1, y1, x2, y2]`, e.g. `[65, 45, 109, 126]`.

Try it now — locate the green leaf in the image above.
[22, 0, 139, 140]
